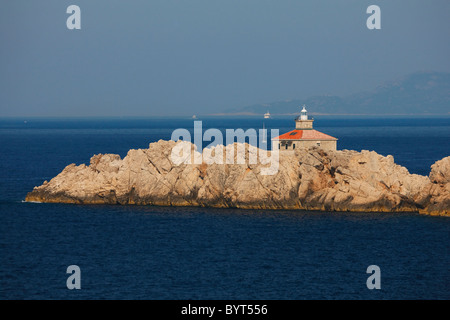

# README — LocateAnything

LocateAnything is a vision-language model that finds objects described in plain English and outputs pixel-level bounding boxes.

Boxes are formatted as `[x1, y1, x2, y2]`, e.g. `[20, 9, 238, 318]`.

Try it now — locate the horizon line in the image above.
[1, 113, 450, 119]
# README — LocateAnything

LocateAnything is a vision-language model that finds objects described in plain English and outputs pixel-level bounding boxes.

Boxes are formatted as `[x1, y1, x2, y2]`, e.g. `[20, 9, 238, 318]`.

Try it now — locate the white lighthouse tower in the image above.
[295, 105, 314, 130]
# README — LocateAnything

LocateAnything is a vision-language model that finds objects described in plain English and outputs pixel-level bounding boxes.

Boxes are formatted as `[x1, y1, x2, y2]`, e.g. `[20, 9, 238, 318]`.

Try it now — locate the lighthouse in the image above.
[295, 105, 314, 130]
[272, 105, 338, 151]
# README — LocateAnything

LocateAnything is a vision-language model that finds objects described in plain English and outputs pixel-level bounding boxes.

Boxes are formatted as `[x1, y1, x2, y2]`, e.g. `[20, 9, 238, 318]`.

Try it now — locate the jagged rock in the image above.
[25, 140, 449, 216]
[424, 156, 450, 215]
[430, 156, 450, 184]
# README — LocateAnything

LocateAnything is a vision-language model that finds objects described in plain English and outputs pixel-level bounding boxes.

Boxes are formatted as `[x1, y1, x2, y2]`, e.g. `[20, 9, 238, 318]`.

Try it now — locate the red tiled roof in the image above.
[272, 129, 337, 141]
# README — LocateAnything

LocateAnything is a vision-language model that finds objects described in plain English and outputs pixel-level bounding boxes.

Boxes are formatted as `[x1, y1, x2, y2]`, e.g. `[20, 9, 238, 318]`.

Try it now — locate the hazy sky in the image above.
[1, 0, 449, 117]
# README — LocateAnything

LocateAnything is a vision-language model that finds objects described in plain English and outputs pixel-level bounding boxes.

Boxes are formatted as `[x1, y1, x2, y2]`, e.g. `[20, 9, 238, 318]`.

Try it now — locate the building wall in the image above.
[295, 120, 314, 130]
[273, 140, 337, 151]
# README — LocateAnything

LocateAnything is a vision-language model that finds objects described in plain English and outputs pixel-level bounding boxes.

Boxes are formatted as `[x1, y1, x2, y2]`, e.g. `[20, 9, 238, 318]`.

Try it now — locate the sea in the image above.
[0, 116, 449, 300]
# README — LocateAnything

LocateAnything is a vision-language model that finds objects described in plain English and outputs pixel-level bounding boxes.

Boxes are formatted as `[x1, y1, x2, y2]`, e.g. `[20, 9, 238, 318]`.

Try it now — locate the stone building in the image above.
[272, 106, 337, 151]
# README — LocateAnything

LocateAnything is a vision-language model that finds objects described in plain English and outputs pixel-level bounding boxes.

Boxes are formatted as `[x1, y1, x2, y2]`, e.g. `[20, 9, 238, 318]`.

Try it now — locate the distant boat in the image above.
[192, 115, 197, 119]
[264, 111, 271, 119]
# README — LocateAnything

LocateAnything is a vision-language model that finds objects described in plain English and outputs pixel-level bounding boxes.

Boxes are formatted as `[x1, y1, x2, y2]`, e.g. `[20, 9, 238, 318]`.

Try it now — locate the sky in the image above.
[1, 0, 449, 117]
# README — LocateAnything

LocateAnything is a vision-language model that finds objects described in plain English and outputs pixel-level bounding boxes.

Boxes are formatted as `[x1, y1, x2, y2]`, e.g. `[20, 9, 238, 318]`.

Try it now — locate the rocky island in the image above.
[26, 140, 450, 216]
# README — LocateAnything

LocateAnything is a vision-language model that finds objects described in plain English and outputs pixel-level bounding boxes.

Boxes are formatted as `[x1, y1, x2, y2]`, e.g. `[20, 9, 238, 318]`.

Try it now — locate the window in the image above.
[278, 143, 280, 149]
[285, 144, 288, 149]
[293, 143, 295, 149]
[316, 142, 321, 147]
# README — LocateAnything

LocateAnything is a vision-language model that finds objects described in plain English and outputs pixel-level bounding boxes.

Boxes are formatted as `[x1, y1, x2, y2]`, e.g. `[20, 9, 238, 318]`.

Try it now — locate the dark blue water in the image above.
[0, 117, 449, 299]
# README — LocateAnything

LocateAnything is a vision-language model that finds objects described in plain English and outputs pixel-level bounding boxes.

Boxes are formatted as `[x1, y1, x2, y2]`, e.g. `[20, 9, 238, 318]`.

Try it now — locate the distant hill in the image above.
[224, 72, 450, 115]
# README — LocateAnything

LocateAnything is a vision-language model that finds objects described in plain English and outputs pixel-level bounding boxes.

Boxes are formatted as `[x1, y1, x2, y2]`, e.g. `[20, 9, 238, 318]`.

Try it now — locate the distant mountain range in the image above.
[222, 72, 450, 116]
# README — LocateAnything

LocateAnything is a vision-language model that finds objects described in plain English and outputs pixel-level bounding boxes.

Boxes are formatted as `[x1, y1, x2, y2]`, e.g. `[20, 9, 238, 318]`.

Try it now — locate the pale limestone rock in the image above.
[430, 156, 450, 184]
[25, 140, 449, 216]
[423, 156, 450, 215]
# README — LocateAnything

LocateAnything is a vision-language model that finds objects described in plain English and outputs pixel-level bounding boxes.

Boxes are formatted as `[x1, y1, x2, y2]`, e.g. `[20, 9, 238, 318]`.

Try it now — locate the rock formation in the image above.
[25, 140, 450, 216]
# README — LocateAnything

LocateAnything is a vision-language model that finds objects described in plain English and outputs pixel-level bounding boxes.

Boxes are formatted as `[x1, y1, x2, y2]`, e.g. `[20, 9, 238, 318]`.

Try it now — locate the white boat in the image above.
[264, 111, 270, 119]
